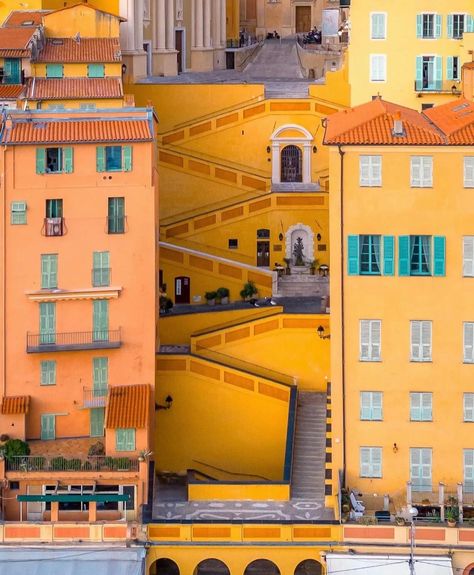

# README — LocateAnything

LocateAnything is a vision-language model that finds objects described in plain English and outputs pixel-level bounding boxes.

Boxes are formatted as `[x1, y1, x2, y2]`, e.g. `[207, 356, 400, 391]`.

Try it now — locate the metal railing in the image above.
[414, 79, 462, 94]
[26, 329, 122, 353]
[83, 387, 108, 408]
[91, 268, 111, 287]
[43, 217, 65, 237]
[7, 455, 139, 473]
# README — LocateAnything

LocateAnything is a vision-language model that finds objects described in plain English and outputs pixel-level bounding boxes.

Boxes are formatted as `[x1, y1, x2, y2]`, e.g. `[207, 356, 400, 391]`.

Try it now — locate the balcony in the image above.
[26, 329, 122, 353]
[43, 217, 65, 237]
[83, 386, 108, 408]
[414, 79, 462, 95]
[6, 455, 139, 473]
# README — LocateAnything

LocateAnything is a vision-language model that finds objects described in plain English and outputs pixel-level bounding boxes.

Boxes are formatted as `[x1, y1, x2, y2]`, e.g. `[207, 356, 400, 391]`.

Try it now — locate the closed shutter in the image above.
[360, 447, 371, 477]
[41, 254, 58, 289]
[359, 156, 370, 186]
[372, 392, 383, 420]
[93, 357, 108, 396]
[465, 450, 474, 493]
[123, 146, 132, 172]
[447, 15, 454, 38]
[93, 300, 109, 341]
[370, 156, 382, 185]
[360, 392, 371, 420]
[463, 237, 474, 276]
[36, 148, 45, 174]
[41, 414, 55, 440]
[433, 236, 446, 276]
[370, 320, 381, 360]
[371, 447, 382, 477]
[360, 320, 370, 360]
[39, 302, 56, 344]
[88, 64, 105, 78]
[422, 156, 433, 187]
[40, 361, 56, 386]
[96, 146, 106, 172]
[464, 394, 474, 422]
[11, 201, 27, 224]
[416, 14, 423, 37]
[93, 251, 110, 286]
[421, 320, 432, 360]
[383, 236, 394, 275]
[411, 156, 422, 186]
[411, 393, 421, 420]
[411, 448, 432, 491]
[435, 14, 442, 38]
[90, 408, 105, 437]
[422, 392, 432, 420]
[347, 235, 360, 275]
[63, 147, 73, 173]
[116, 428, 135, 451]
[360, 447, 382, 477]
[398, 236, 410, 276]
[464, 323, 474, 363]
[464, 157, 474, 188]
[411, 321, 422, 360]
[372, 14, 385, 39]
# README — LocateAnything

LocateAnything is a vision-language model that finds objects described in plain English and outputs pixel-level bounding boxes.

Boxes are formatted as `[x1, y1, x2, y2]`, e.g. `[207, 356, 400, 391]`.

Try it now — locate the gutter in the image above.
[338, 145, 346, 485]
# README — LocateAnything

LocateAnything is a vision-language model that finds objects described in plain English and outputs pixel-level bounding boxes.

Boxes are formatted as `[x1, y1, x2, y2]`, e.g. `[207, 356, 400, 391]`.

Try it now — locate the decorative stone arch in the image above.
[286, 222, 315, 264]
[270, 124, 314, 185]
[193, 558, 230, 575]
[463, 563, 474, 575]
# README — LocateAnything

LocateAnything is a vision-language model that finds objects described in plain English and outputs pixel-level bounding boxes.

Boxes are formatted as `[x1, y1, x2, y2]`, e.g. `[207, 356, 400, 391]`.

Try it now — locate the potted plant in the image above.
[283, 257, 291, 275]
[395, 516, 406, 526]
[309, 259, 319, 275]
[446, 496, 459, 527]
[216, 287, 230, 305]
[204, 291, 217, 306]
[240, 281, 258, 301]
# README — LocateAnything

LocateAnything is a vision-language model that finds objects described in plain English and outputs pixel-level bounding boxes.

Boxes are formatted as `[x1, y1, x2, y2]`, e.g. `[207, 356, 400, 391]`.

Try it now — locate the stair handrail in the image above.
[161, 236, 255, 266]
[191, 308, 282, 338]
[285, 386, 298, 482]
[191, 459, 271, 482]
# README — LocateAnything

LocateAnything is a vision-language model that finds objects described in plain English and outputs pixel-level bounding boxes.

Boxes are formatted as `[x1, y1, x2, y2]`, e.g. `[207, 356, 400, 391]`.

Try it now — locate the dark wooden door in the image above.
[175, 276, 190, 304]
[257, 241, 270, 267]
[296, 6, 311, 33]
[175, 30, 183, 73]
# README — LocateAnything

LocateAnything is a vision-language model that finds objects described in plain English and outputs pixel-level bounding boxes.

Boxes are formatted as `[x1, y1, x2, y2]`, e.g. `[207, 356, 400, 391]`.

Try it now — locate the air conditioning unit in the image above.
[45, 217, 63, 236]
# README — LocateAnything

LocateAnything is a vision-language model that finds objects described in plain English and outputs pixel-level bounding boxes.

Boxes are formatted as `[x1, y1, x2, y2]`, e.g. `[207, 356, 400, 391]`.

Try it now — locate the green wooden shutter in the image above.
[435, 56, 442, 90]
[435, 14, 441, 38]
[123, 146, 132, 172]
[433, 236, 446, 276]
[447, 15, 453, 38]
[63, 147, 73, 173]
[108, 197, 125, 233]
[398, 236, 410, 276]
[41, 254, 58, 289]
[96, 146, 106, 172]
[39, 302, 56, 344]
[93, 251, 110, 286]
[40, 361, 56, 386]
[383, 236, 395, 276]
[347, 235, 360, 275]
[4, 59, 20, 83]
[416, 14, 422, 37]
[415, 56, 423, 90]
[36, 148, 46, 174]
[88, 64, 105, 78]
[46, 64, 63, 78]
[41, 414, 55, 440]
[90, 408, 105, 437]
[467, 16, 474, 33]
[10, 201, 27, 224]
[116, 428, 135, 451]
[93, 357, 108, 396]
[93, 300, 109, 341]
[446, 56, 454, 80]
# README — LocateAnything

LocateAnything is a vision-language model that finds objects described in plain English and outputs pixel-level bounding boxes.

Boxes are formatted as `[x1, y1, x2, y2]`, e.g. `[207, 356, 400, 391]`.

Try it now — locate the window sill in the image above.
[359, 359, 382, 362]
[410, 359, 432, 363]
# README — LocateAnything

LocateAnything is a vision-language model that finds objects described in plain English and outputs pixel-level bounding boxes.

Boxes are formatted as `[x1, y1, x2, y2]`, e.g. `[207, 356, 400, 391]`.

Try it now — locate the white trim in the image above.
[370, 12, 387, 40]
[270, 124, 314, 185]
[285, 223, 315, 263]
[369, 53, 386, 82]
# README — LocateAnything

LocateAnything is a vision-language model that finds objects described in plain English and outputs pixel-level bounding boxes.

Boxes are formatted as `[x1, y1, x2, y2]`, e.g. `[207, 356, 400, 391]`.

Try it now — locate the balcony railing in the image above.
[91, 268, 111, 287]
[414, 79, 462, 94]
[83, 386, 108, 408]
[43, 217, 65, 237]
[6, 455, 139, 473]
[26, 329, 122, 353]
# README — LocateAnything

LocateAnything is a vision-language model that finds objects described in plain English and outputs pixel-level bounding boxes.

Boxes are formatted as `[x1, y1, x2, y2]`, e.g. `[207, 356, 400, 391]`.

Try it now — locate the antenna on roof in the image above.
[74, 31, 81, 44]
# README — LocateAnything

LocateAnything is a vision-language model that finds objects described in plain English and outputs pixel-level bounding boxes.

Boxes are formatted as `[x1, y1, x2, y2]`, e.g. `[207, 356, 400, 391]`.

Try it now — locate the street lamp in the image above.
[408, 506, 418, 575]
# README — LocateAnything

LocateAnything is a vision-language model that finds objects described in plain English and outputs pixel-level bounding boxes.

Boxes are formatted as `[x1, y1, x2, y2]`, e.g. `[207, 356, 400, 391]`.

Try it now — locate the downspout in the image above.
[1, 144, 6, 398]
[338, 145, 346, 485]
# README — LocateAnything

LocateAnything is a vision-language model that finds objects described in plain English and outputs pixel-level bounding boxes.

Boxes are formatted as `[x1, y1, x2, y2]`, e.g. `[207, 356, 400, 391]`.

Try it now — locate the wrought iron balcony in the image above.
[43, 217, 65, 237]
[26, 329, 122, 353]
[414, 79, 462, 94]
[83, 386, 108, 408]
[6, 455, 139, 473]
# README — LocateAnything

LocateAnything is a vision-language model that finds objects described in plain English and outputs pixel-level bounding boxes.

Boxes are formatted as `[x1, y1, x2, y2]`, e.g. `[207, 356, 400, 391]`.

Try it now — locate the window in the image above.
[410, 156, 432, 187]
[347, 235, 394, 276]
[410, 392, 433, 421]
[116, 428, 135, 451]
[360, 447, 382, 478]
[359, 155, 382, 186]
[90, 408, 105, 437]
[39, 302, 56, 345]
[46, 64, 63, 78]
[93, 300, 109, 341]
[40, 360, 56, 386]
[415, 56, 442, 91]
[360, 392, 383, 420]
[464, 323, 474, 363]
[97, 146, 132, 172]
[360, 320, 381, 361]
[369, 54, 386, 82]
[410, 320, 432, 362]
[398, 235, 446, 276]
[448, 14, 465, 39]
[87, 64, 105, 78]
[92, 251, 110, 286]
[464, 394, 474, 422]
[410, 447, 432, 491]
[463, 237, 474, 276]
[93, 357, 108, 396]
[228, 239, 238, 249]
[36, 147, 73, 174]
[41, 254, 58, 289]
[108, 197, 125, 234]
[4, 58, 20, 83]
[447, 56, 460, 80]
[257, 229, 270, 239]
[10, 201, 27, 225]
[41, 414, 56, 440]
[465, 449, 474, 493]
[46, 199, 63, 219]
[465, 157, 474, 188]
[280, 145, 302, 183]
[416, 14, 441, 39]
[370, 13, 386, 40]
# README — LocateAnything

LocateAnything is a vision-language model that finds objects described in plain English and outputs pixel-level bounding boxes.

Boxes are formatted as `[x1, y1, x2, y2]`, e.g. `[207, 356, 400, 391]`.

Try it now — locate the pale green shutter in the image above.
[464, 157, 474, 188]
[372, 392, 382, 420]
[90, 408, 105, 437]
[416, 14, 422, 37]
[36, 148, 46, 174]
[411, 393, 421, 420]
[63, 147, 73, 173]
[398, 236, 410, 276]
[96, 146, 106, 172]
[93, 251, 110, 286]
[41, 414, 55, 440]
[415, 56, 423, 90]
[11, 201, 27, 224]
[467, 16, 474, 33]
[447, 56, 454, 80]
[46, 64, 63, 78]
[88, 64, 105, 78]
[435, 56, 442, 90]
[93, 300, 109, 341]
[465, 323, 474, 363]
[347, 235, 360, 275]
[93, 357, 108, 396]
[116, 428, 135, 451]
[40, 361, 56, 386]
[123, 146, 132, 172]
[447, 15, 454, 38]
[41, 254, 58, 289]
[360, 392, 371, 420]
[383, 236, 394, 276]
[463, 236, 474, 276]
[39, 302, 56, 344]
[433, 236, 446, 276]
[464, 450, 474, 492]
[435, 14, 441, 38]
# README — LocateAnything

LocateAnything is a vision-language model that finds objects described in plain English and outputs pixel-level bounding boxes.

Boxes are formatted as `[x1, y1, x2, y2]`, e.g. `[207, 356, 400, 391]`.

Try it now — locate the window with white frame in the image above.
[410, 447, 432, 491]
[360, 392, 383, 420]
[465, 449, 474, 493]
[359, 155, 382, 186]
[464, 323, 474, 363]
[447, 56, 460, 80]
[464, 393, 474, 422]
[410, 156, 433, 187]
[360, 447, 382, 477]
[370, 54, 386, 82]
[10, 201, 27, 224]
[410, 320, 432, 362]
[416, 14, 441, 39]
[463, 237, 474, 277]
[360, 320, 381, 361]
[410, 392, 433, 421]
[371, 13, 386, 40]
[448, 14, 465, 39]
[464, 157, 474, 188]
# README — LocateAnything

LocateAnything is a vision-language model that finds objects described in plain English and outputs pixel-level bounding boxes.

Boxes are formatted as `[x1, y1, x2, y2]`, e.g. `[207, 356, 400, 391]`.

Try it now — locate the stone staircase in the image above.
[276, 270, 329, 297]
[291, 391, 327, 500]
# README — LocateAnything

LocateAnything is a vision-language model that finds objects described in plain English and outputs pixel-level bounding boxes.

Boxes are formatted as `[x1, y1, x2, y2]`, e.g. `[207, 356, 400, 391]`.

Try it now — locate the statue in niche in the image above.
[293, 237, 305, 266]
[176, 0, 183, 23]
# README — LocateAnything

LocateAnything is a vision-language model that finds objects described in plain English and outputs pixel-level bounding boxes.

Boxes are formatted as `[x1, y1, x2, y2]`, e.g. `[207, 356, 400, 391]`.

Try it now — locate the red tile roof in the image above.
[1, 396, 30, 415]
[37, 37, 122, 63]
[2, 118, 153, 144]
[0, 27, 37, 57]
[423, 98, 474, 136]
[24, 77, 123, 100]
[3, 10, 50, 27]
[105, 385, 150, 429]
[0, 85, 24, 100]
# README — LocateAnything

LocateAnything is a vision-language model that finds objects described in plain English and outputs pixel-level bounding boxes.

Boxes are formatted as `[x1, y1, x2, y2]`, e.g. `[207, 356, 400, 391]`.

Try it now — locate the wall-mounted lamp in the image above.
[313, 146, 317, 153]
[317, 233, 322, 242]
[278, 232, 284, 241]
[121, 63, 127, 75]
[317, 325, 330, 340]
[155, 395, 173, 410]
[393, 443, 398, 453]
[266, 146, 271, 153]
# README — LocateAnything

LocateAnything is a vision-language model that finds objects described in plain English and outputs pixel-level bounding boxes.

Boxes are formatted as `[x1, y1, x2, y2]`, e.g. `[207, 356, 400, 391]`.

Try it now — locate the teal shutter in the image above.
[398, 236, 410, 276]
[90, 408, 105, 437]
[41, 415, 55, 440]
[36, 148, 46, 174]
[447, 56, 454, 80]
[435, 56, 442, 90]
[123, 146, 132, 172]
[435, 14, 441, 38]
[467, 16, 474, 33]
[93, 251, 110, 286]
[116, 428, 135, 451]
[415, 56, 423, 90]
[93, 357, 108, 396]
[88, 64, 105, 78]
[416, 14, 422, 38]
[40, 361, 56, 386]
[39, 302, 56, 344]
[41, 254, 58, 289]
[93, 300, 109, 341]
[347, 235, 360, 275]
[447, 15, 453, 38]
[46, 64, 63, 78]
[4, 59, 20, 83]
[96, 146, 106, 172]
[433, 236, 446, 276]
[383, 236, 395, 276]
[63, 147, 73, 173]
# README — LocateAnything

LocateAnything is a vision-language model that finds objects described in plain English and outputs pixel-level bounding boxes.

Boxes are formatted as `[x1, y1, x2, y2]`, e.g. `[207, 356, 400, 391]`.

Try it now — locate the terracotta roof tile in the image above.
[1, 396, 30, 415]
[423, 98, 474, 140]
[0, 85, 23, 99]
[105, 384, 150, 429]
[3, 10, 50, 27]
[24, 77, 123, 100]
[463, 62, 474, 70]
[37, 38, 122, 63]
[3, 118, 153, 144]
[0, 27, 37, 57]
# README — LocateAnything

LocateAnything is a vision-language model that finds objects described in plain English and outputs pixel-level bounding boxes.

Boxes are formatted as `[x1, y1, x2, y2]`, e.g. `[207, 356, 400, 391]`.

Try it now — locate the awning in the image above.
[17, 494, 130, 503]
[326, 553, 453, 574]
[0, 547, 145, 575]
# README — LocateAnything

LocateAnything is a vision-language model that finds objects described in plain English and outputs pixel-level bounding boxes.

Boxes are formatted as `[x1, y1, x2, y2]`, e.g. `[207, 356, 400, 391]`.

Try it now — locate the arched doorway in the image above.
[194, 558, 231, 575]
[294, 559, 323, 575]
[244, 559, 281, 575]
[281, 145, 302, 182]
[151, 558, 180, 575]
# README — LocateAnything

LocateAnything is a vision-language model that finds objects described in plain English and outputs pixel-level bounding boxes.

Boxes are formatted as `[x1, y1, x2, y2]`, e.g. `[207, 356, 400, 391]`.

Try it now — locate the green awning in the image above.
[17, 494, 130, 503]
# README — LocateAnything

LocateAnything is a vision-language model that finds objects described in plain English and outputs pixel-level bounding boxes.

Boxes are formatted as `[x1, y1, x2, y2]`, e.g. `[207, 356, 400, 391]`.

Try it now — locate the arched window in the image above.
[244, 559, 281, 575]
[152, 558, 180, 575]
[281, 145, 302, 182]
[194, 558, 230, 575]
[294, 559, 323, 575]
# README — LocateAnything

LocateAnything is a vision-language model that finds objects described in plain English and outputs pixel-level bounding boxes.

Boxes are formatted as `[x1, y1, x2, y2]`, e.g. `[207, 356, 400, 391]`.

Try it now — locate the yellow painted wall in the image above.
[32, 63, 121, 78]
[188, 482, 290, 501]
[37, 98, 124, 109]
[310, 57, 351, 108]
[42, 3, 121, 38]
[155, 356, 289, 479]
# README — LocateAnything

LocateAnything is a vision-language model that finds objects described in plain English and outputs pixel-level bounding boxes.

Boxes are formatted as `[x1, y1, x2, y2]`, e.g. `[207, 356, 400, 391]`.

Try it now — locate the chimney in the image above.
[392, 111, 404, 136]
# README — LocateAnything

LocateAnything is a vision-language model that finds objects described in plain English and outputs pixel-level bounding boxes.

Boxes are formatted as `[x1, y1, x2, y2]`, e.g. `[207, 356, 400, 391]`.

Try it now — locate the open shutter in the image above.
[347, 235, 360, 275]
[123, 146, 132, 172]
[370, 320, 381, 361]
[463, 237, 474, 276]
[447, 56, 454, 80]
[416, 15, 423, 38]
[467, 15, 474, 33]
[447, 14, 453, 38]
[464, 323, 474, 363]
[465, 394, 474, 421]
[435, 14, 442, 38]
[398, 236, 410, 276]
[434, 56, 442, 90]
[433, 236, 445, 276]
[464, 157, 474, 188]
[415, 56, 423, 90]
[383, 236, 394, 275]
[96, 146, 106, 172]
[360, 320, 370, 360]
[63, 147, 73, 173]
[411, 156, 421, 186]
[36, 148, 45, 174]
[421, 320, 432, 361]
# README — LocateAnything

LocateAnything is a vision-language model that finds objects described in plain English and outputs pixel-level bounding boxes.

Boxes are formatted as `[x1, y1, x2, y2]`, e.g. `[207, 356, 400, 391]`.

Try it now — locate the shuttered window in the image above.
[398, 235, 445, 277]
[39, 302, 56, 345]
[92, 251, 110, 286]
[464, 393, 474, 422]
[348, 236, 394, 276]
[464, 323, 474, 363]
[97, 146, 132, 172]
[411, 156, 433, 187]
[90, 408, 105, 437]
[36, 147, 73, 174]
[410, 392, 433, 421]
[360, 447, 382, 478]
[464, 157, 474, 188]
[116, 428, 135, 451]
[93, 300, 109, 342]
[360, 320, 381, 361]
[360, 392, 383, 421]
[359, 155, 382, 186]
[93, 357, 108, 397]
[10, 201, 27, 225]
[465, 450, 474, 494]
[446, 56, 460, 81]
[108, 197, 125, 234]
[88, 64, 105, 78]
[41, 254, 58, 289]
[46, 64, 63, 78]
[410, 320, 432, 362]
[410, 448, 432, 491]
[371, 13, 386, 39]
[40, 360, 56, 386]
[463, 237, 474, 277]
[41, 414, 56, 440]
[369, 54, 386, 82]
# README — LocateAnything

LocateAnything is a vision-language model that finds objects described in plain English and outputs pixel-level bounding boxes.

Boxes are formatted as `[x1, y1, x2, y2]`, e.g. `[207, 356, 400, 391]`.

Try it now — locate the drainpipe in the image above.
[1, 144, 6, 398]
[338, 144, 346, 485]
